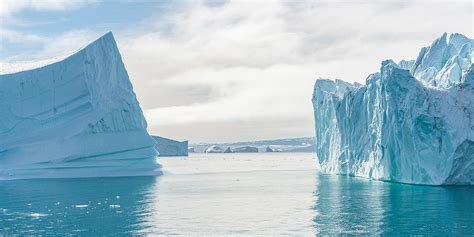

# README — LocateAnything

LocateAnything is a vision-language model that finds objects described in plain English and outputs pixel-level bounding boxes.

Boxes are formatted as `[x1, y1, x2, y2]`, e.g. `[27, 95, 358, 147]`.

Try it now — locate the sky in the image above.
[0, 0, 473, 143]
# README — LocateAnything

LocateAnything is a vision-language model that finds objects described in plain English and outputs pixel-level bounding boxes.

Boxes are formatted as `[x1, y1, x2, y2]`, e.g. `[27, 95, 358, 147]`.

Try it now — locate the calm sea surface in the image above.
[0, 153, 472, 235]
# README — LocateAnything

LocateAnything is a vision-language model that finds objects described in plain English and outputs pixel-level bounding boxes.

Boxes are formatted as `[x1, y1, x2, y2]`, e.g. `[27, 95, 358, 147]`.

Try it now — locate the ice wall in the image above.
[312, 33, 474, 185]
[0, 32, 161, 179]
[152, 136, 188, 157]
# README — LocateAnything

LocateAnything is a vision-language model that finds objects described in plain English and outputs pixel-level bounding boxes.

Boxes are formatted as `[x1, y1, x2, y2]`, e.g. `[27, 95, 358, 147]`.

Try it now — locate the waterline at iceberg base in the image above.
[312, 33, 473, 185]
[0, 32, 161, 180]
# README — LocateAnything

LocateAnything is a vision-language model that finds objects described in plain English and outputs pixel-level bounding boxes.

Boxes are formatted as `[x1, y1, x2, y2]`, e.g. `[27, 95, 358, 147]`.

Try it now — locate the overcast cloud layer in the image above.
[1, 0, 473, 143]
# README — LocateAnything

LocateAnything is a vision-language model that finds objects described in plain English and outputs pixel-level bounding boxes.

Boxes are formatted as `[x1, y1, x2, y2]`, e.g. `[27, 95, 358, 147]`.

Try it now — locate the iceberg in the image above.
[265, 146, 274, 152]
[287, 145, 316, 152]
[224, 147, 233, 153]
[152, 136, 188, 157]
[233, 146, 259, 153]
[0, 32, 161, 180]
[312, 33, 474, 185]
[205, 145, 224, 153]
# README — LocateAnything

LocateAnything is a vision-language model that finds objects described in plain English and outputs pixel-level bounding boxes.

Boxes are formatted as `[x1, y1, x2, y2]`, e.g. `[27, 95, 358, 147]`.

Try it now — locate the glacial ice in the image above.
[0, 32, 161, 180]
[152, 136, 188, 157]
[265, 146, 274, 152]
[233, 146, 259, 153]
[205, 145, 224, 153]
[312, 33, 474, 185]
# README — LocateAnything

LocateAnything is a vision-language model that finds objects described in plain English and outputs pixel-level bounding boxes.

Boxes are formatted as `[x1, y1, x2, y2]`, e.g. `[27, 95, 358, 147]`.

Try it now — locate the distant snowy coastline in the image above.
[190, 137, 315, 153]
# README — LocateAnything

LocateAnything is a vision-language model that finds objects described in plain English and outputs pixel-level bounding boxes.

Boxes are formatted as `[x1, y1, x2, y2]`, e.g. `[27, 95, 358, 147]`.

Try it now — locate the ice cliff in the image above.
[152, 136, 188, 157]
[312, 33, 474, 185]
[0, 32, 161, 180]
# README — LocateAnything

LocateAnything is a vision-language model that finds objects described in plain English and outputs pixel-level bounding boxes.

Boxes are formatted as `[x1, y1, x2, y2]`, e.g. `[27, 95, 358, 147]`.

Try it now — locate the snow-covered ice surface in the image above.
[0, 32, 161, 180]
[205, 145, 224, 153]
[312, 33, 474, 185]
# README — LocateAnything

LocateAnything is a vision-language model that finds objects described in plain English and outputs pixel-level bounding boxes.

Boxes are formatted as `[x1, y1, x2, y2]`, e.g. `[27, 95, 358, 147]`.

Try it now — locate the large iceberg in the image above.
[0, 32, 161, 180]
[312, 33, 473, 185]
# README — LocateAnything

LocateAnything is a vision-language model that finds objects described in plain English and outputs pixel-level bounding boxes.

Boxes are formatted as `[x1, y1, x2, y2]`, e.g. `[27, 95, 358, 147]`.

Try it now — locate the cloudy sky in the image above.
[0, 0, 472, 143]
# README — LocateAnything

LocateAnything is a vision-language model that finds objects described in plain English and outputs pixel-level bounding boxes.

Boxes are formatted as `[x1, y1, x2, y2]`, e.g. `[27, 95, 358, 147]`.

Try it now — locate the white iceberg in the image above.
[152, 136, 188, 157]
[0, 32, 161, 180]
[224, 147, 233, 153]
[205, 145, 224, 153]
[312, 33, 474, 185]
[233, 146, 259, 153]
[287, 145, 316, 152]
[265, 146, 274, 152]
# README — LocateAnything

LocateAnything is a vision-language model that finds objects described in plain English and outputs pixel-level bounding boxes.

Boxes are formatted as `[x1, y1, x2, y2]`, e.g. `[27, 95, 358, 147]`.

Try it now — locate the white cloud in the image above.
[35, 29, 101, 58]
[0, 28, 46, 43]
[0, 29, 101, 74]
[0, 0, 102, 70]
[1, 0, 472, 142]
[118, 0, 472, 142]
[0, 0, 99, 17]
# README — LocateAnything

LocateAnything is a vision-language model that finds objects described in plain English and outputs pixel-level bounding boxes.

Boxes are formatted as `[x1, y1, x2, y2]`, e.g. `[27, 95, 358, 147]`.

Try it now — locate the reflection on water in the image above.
[0, 153, 473, 235]
[139, 170, 316, 235]
[313, 174, 474, 235]
[137, 153, 317, 235]
[0, 177, 157, 235]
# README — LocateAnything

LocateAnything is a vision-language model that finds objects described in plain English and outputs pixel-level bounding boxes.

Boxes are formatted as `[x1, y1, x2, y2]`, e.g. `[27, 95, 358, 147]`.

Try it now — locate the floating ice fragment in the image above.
[30, 213, 48, 218]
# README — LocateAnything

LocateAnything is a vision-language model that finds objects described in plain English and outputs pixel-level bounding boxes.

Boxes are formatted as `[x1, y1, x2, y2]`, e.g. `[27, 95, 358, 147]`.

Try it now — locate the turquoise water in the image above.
[0, 153, 472, 235]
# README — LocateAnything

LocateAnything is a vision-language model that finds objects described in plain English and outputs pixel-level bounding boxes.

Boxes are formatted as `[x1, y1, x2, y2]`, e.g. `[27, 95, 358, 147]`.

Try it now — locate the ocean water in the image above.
[0, 153, 472, 235]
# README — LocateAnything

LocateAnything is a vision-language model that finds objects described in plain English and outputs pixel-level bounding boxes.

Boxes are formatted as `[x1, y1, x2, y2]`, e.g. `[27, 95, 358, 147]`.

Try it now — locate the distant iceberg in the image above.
[224, 147, 233, 153]
[287, 145, 316, 152]
[189, 137, 315, 153]
[152, 136, 188, 157]
[0, 32, 161, 180]
[312, 33, 474, 185]
[205, 145, 224, 153]
[265, 146, 274, 152]
[233, 146, 259, 153]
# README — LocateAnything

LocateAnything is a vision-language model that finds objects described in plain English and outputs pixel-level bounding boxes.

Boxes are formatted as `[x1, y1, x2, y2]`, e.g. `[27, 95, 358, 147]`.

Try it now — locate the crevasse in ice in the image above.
[0, 32, 161, 179]
[312, 33, 474, 185]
